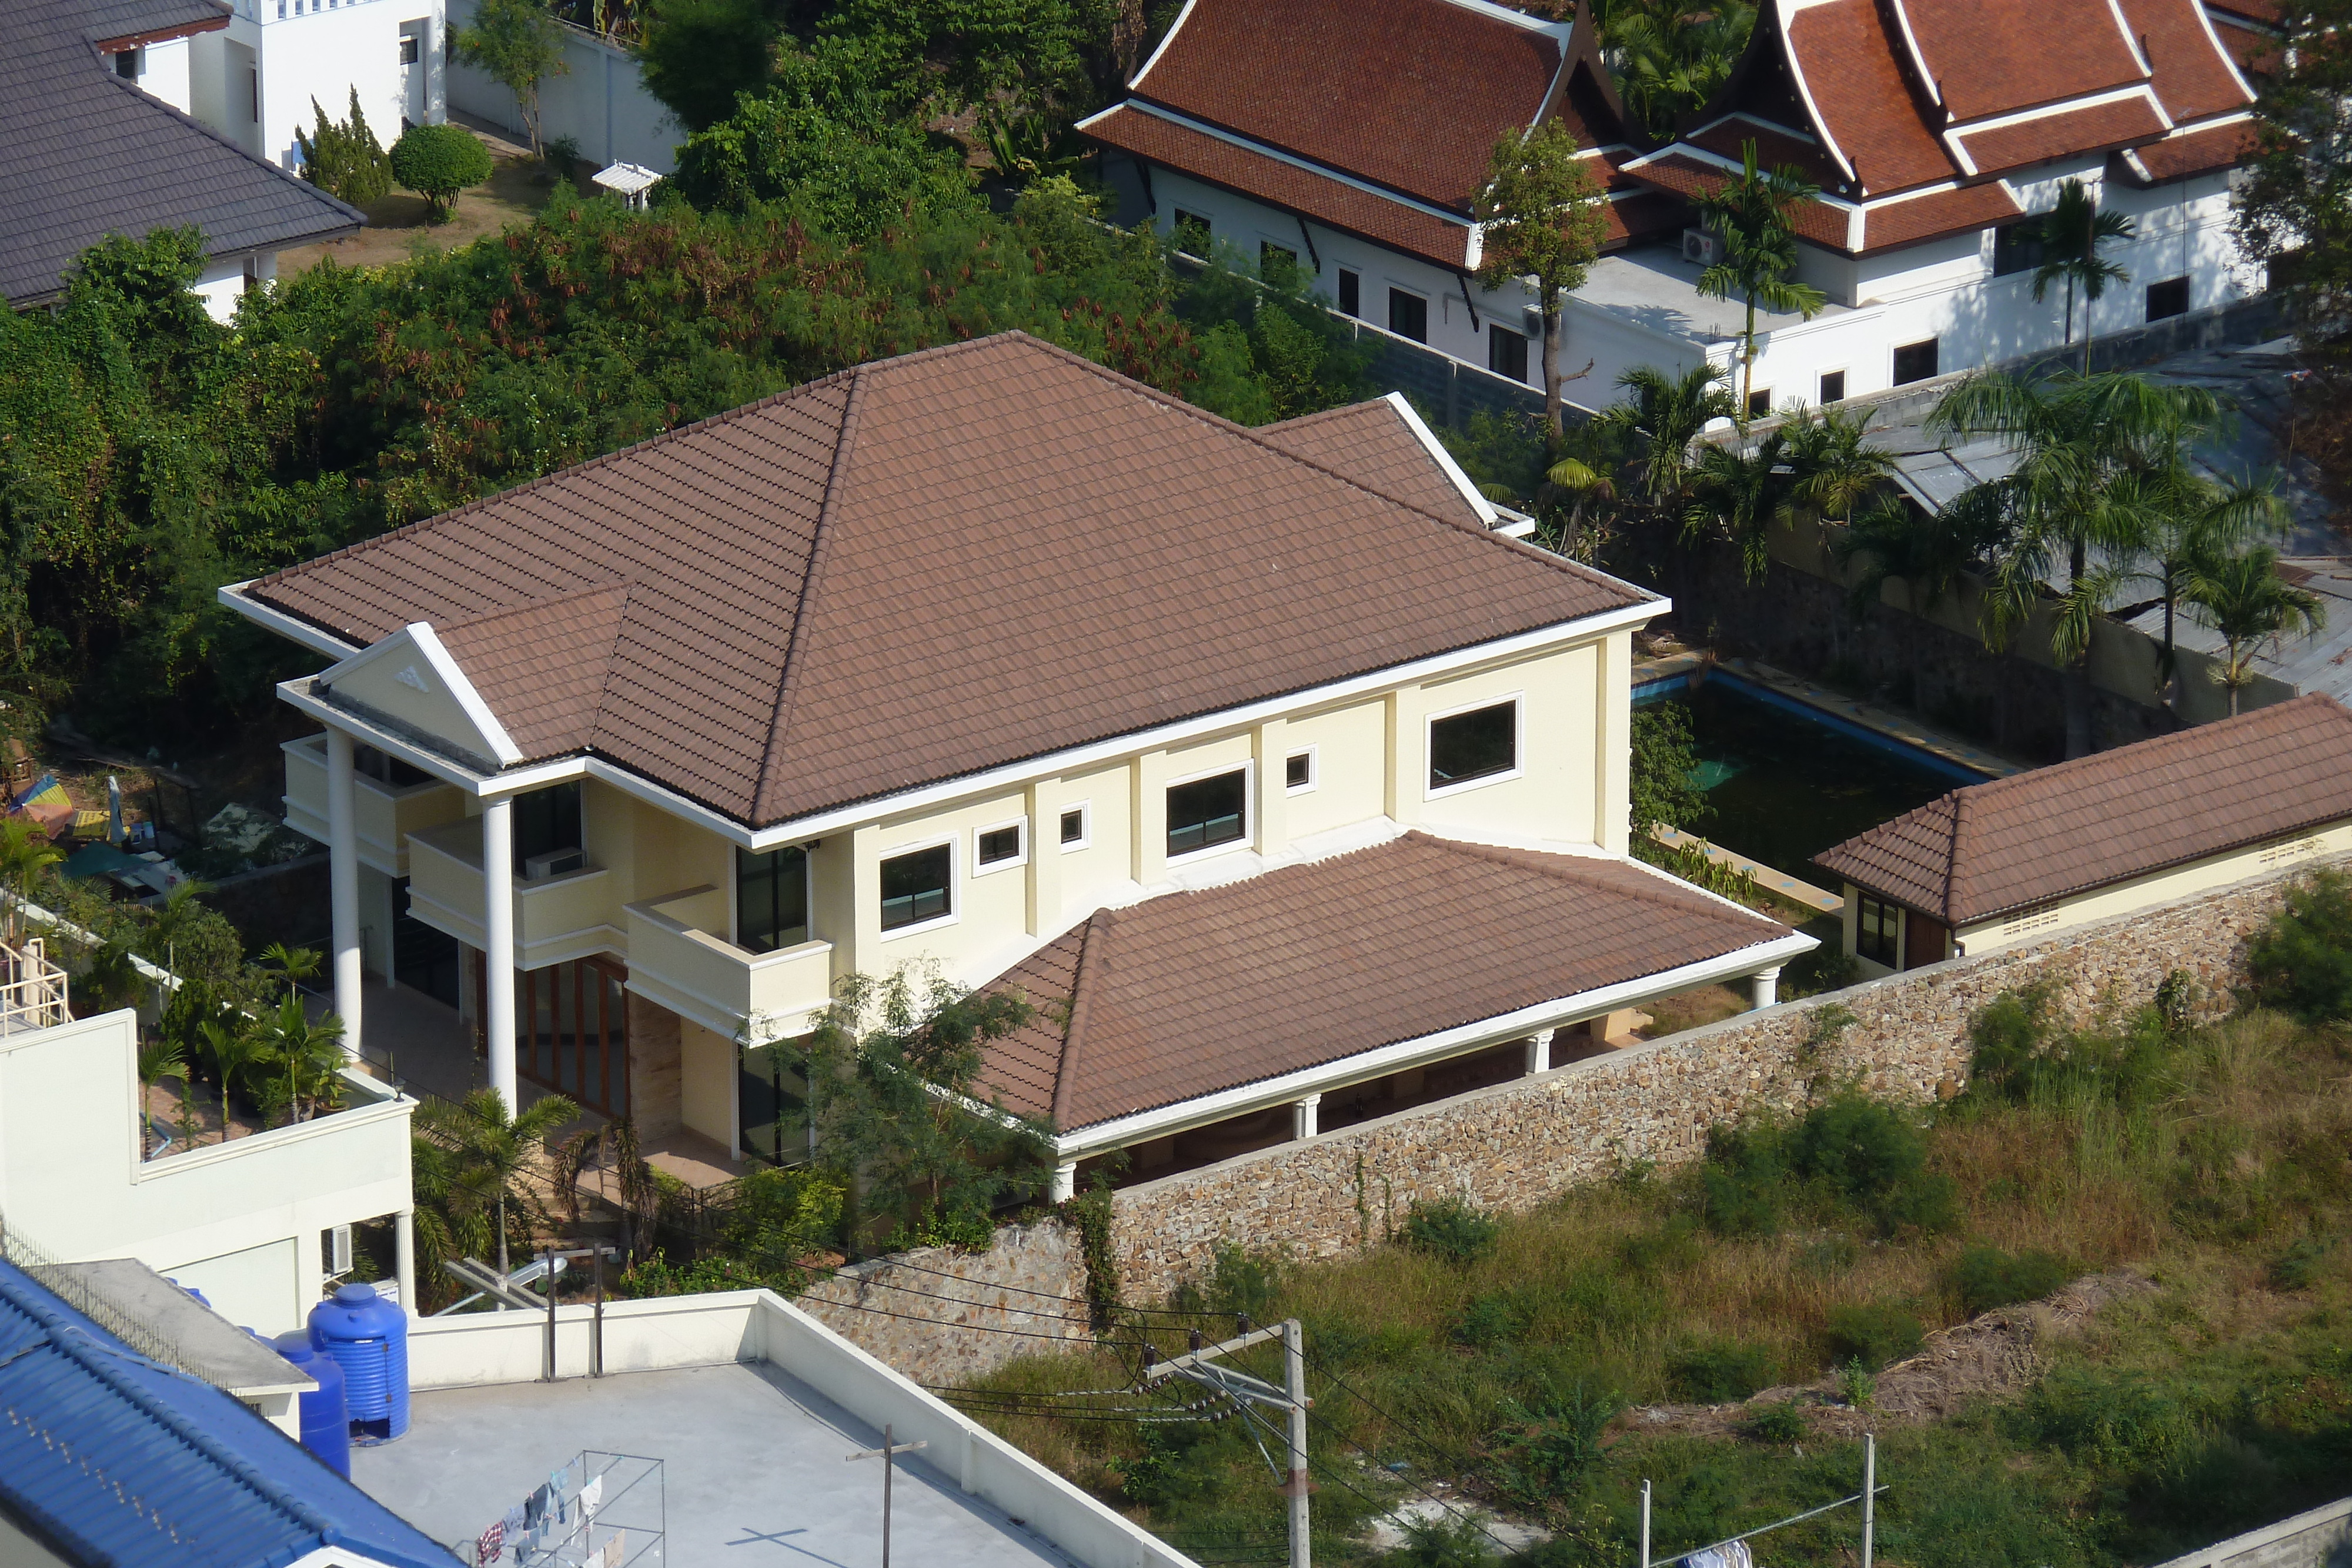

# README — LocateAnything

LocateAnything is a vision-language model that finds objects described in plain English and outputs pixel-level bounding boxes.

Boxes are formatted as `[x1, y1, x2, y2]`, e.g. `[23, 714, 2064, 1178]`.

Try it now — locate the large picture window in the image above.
[1428, 700, 1517, 790]
[879, 844, 951, 931]
[1167, 769, 1247, 857]
[736, 844, 808, 955]
[1856, 893, 1900, 966]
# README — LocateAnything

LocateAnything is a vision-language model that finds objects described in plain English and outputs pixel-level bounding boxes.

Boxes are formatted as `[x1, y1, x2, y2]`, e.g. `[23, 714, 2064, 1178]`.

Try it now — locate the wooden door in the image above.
[1903, 910, 1948, 970]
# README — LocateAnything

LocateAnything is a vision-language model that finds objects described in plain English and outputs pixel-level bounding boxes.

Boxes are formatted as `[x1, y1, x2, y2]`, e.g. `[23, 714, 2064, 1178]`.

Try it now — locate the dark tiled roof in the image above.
[252, 334, 1651, 827]
[1686, 118, 1848, 190]
[1258, 398, 1483, 526]
[2123, 0, 2260, 120]
[977, 832, 1793, 1131]
[82, 0, 223, 46]
[1952, 96, 2171, 176]
[0, 1259, 453, 1568]
[3, 0, 362, 306]
[1625, 153, 1852, 248]
[2124, 116, 2260, 182]
[1782, 0, 1957, 195]
[1814, 695, 2352, 926]
[1859, 182, 2023, 252]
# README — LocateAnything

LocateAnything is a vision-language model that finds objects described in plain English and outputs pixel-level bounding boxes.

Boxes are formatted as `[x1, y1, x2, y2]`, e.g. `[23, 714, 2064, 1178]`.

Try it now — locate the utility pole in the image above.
[847, 1423, 926, 1568]
[1144, 1317, 1314, 1568]
[1861, 1433, 1875, 1568]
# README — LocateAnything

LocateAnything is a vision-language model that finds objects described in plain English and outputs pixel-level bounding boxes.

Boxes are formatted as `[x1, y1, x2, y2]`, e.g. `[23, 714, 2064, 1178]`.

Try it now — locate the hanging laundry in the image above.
[601, 1529, 626, 1568]
[526, 1484, 550, 1528]
[1723, 1542, 1755, 1568]
[502, 1503, 527, 1541]
[475, 1521, 504, 1567]
[579, 1473, 604, 1518]
[1680, 1549, 1729, 1568]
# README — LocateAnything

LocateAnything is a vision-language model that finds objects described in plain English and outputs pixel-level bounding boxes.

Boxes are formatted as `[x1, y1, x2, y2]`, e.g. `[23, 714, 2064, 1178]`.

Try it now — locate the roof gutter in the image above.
[1050, 928, 1819, 1159]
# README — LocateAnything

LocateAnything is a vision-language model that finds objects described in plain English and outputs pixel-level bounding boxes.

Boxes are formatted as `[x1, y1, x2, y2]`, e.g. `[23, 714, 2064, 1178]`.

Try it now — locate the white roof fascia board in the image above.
[1949, 83, 2176, 143]
[2107, 0, 2156, 74]
[1882, 0, 1943, 113]
[1052, 929, 1819, 1156]
[1384, 391, 1501, 524]
[1120, 102, 1476, 229]
[1125, 0, 1197, 88]
[1625, 142, 1864, 219]
[2189, 4, 2260, 103]
[1774, 0, 1859, 185]
[316, 621, 526, 768]
[1429, 0, 1571, 35]
[218, 581, 360, 659]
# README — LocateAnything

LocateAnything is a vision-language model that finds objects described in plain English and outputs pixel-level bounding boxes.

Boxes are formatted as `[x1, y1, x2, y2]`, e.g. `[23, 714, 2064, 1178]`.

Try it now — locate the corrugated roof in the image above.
[0, 1257, 455, 1568]
[3, 0, 362, 307]
[977, 831, 1793, 1131]
[1813, 694, 2352, 925]
[249, 333, 1652, 828]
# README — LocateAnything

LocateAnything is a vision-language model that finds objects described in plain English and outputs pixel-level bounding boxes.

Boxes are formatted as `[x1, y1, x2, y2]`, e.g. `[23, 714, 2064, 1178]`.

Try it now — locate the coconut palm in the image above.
[0, 817, 62, 945]
[137, 1034, 189, 1152]
[1931, 370, 2224, 755]
[2028, 179, 2136, 375]
[1785, 404, 1900, 526]
[199, 1016, 271, 1139]
[2184, 546, 2326, 714]
[416, 1086, 580, 1279]
[1598, 362, 1739, 521]
[1693, 141, 1829, 417]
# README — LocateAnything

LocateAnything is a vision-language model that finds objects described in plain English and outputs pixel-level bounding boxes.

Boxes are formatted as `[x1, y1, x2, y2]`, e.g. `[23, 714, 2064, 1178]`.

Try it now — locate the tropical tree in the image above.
[0, 818, 62, 944]
[1598, 0, 1758, 140]
[1785, 404, 1899, 526]
[258, 941, 323, 998]
[1932, 370, 2225, 755]
[2114, 460, 2290, 691]
[2234, 0, 2352, 330]
[1475, 118, 1611, 439]
[415, 1087, 580, 1282]
[1693, 141, 1829, 417]
[2027, 179, 2135, 375]
[1685, 427, 1805, 580]
[246, 993, 349, 1125]
[198, 1016, 271, 1138]
[2184, 545, 2326, 714]
[455, 0, 570, 156]
[137, 1034, 189, 1152]
[1833, 493, 2008, 621]
[1596, 362, 1738, 525]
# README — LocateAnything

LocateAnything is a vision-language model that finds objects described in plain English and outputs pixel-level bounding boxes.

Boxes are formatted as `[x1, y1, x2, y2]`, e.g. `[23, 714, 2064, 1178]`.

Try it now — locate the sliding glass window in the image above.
[736, 845, 810, 954]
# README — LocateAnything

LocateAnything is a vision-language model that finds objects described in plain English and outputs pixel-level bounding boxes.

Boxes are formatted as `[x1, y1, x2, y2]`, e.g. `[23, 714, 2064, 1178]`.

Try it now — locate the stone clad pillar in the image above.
[325, 728, 363, 1061]
[1750, 966, 1782, 1011]
[482, 797, 517, 1109]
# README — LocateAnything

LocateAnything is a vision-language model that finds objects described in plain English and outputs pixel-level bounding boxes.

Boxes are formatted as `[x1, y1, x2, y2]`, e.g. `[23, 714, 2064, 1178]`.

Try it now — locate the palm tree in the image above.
[2028, 179, 2135, 376]
[1785, 404, 1899, 526]
[1685, 427, 1805, 580]
[199, 1016, 270, 1139]
[1931, 370, 2226, 755]
[137, 1034, 189, 1153]
[1598, 362, 1739, 523]
[1834, 493, 2009, 621]
[1693, 141, 1829, 417]
[2114, 462, 2290, 694]
[0, 818, 62, 946]
[416, 1086, 580, 1280]
[259, 942, 323, 998]
[2184, 546, 2326, 714]
[248, 992, 348, 1125]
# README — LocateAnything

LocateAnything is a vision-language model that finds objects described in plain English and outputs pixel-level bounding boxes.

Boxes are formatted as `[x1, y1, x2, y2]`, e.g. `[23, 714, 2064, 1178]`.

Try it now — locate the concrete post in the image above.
[325, 728, 363, 1061]
[1048, 1161, 1077, 1203]
[482, 797, 517, 1109]
[395, 1206, 416, 1315]
[1750, 966, 1782, 1011]
[1292, 1092, 1321, 1141]
[1524, 1027, 1555, 1076]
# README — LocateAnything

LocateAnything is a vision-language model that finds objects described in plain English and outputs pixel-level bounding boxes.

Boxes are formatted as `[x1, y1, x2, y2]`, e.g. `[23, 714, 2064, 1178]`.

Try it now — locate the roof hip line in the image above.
[1051, 910, 1112, 1130]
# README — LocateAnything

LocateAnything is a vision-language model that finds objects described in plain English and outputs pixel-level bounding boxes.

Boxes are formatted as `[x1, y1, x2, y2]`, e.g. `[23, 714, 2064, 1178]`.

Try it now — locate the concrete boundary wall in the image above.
[1103, 854, 2327, 1301]
[2149, 1496, 2352, 1568]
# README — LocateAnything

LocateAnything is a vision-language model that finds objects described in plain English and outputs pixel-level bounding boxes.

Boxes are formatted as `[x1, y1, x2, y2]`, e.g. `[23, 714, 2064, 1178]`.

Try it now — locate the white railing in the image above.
[0, 939, 69, 1036]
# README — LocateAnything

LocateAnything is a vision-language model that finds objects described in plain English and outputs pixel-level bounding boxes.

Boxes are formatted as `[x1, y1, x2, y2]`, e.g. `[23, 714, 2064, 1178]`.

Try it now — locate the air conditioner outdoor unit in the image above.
[523, 847, 587, 881]
[1682, 227, 1722, 266]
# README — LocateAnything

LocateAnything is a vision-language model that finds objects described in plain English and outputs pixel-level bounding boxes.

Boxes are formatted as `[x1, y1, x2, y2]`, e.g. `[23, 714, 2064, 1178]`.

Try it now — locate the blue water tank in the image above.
[306, 1283, 409, 1444]
[272, 1332, 352, 1477]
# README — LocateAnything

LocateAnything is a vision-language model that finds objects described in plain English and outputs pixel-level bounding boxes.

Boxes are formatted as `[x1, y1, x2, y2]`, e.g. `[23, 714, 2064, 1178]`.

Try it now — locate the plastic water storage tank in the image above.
[272, 1332, 352, 1476]
[306, 1283, 409, 1443]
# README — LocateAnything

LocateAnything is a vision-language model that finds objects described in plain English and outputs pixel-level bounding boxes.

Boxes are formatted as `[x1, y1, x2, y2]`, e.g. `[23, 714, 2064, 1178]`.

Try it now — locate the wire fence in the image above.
[0, 1207, 229, 1390]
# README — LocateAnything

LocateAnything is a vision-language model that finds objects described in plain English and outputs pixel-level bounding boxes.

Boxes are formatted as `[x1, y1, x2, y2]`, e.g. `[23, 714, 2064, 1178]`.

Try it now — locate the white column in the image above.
[1524, 1027, 1555, 1076]
[482, 797, 517, 1109]
[325, 729, 363, 1061]
[1292, 1092, 1321, 1141]
[1048, 1160, 1077, 1203]
[395, 1207, 416, 1315]
[1750, 966, 1782, 1011]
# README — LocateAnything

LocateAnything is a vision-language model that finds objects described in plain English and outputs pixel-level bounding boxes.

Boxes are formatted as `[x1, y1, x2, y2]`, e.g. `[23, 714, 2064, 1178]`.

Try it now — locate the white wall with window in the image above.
[196, 0, 445, 173]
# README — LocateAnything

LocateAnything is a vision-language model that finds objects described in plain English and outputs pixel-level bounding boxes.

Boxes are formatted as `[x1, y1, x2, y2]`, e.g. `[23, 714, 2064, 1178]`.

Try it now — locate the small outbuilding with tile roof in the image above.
[1814, 695, 2352, 976]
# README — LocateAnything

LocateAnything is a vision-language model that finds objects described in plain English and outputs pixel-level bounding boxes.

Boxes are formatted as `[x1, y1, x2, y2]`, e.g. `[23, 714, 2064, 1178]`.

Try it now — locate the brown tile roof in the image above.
[1858, 181, 2023, 252]
[2204, 0, 2280, 24]
[1127, 0, 1566, 213]
[1625, 153, 1852, 248]
[1686, 118, 1849, 189]
[432, 584, 632, 761]
[1896, 0, 2147, 123]
[2210, 16, 2280, 72]
[1813, 695, 2352, 927]
[1782, 0, 1958, 196]
[250, 333, 1651, 827]
[2122, 0, 2257, 121]
[1952, 95, 2172, 176]
[977, 832, 1794, 1131]
[1258, 399, 1484, 526]
[1081, 106, 1472, 269]
[2126, 115, 2259, 182]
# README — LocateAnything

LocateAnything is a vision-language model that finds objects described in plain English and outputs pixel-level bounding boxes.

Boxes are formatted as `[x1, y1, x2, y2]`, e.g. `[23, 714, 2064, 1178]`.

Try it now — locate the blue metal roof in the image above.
[0, 1258, 458, 1568]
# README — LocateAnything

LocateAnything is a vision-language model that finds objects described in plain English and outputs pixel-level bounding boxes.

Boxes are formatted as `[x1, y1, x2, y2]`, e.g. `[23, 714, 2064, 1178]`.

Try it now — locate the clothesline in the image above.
[473, 1453, 626, 1568]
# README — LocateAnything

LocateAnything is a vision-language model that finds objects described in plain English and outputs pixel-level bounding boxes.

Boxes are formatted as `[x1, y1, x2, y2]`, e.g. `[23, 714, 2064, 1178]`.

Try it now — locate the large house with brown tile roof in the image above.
[1815, 696, 2352, 977]
[223, 332, 1810, 1195]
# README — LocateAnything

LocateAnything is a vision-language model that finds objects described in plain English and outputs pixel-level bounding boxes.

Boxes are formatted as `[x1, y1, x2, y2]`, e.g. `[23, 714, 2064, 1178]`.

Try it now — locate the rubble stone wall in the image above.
[795, 1220, 1091, 1385]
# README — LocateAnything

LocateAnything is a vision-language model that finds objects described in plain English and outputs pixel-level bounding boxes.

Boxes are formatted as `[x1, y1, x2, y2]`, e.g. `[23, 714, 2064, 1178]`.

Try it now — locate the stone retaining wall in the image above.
[1105, 858, 2316, 1302]
[796, 1220, 1091, 1385]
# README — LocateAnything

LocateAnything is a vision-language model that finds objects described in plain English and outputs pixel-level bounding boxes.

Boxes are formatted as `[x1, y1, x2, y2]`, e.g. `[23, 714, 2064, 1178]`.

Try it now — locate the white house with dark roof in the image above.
[223, 332, 1809, 1196]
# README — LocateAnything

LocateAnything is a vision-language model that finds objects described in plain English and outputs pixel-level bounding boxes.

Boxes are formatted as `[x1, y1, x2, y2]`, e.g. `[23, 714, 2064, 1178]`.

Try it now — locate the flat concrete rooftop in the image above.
[1576, 245, 1852, 342]
[351, 1362, 1081, 1568]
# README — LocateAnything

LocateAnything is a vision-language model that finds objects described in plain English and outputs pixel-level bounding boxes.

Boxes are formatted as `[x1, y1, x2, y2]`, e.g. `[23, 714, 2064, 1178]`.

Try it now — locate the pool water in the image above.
[1648, 680, 1975, 883]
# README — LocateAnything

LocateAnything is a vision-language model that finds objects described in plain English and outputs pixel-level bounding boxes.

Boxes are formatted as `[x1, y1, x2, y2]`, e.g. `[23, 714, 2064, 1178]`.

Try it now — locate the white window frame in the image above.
[876, 833, 959, 941]
[1817, 366, 1849, 405]
[1424, 691, 1526, 801]
[1057, 800, 1092, 853]
[971, 814, 1029, 877]
[1284, 745, 1319, 796]
[1165, 758, 1254, 867]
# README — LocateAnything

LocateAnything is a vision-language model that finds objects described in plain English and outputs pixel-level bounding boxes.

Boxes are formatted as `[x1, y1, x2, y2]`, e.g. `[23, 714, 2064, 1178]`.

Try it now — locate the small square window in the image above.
[1819, 370, 1846, 404]
[2146, 276, 2190, 322]
[1488, 325, 1528, 383]
[1167, 768, 1247, 858]
[880, 844, 951, 931]
[1284, 750, 1315, 793]
[115, 48, 142, 78]
[1891, 337, 1940, 386]
[1428, 700, 1517, 791]
[976, 822, 1023, 867]
[1747, 388, 1772, 419]
[1388, 288, 1428, 343]
[1059, 805, 1088, 848]
[1856, 892, 1899, 966]
[1172, 209, 1211, 255]
[399, 35, 421, 63]
[1991, 220, 2045, 277]
[1337, 269, 1359, 317]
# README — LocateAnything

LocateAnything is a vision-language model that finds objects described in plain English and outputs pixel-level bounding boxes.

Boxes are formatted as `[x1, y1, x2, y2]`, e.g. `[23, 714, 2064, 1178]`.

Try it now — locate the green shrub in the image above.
[1668, 1339, 1776, 1402]
[1742, 1399, 1810, 1443]
[2270, 1236, 2333, 1292]
[1488, 1382, 1621, 1505]
[1384, 1516, 1499, 1568]
[2249, 869, 2352, 1021]
[1826, 1303, 1924, 1369]
[294, 88, 392, 206]
[1618, 1216, 1702, 1275]
[1833, 1358, 1876, 1409]
[1952, 1245, 2070, 1315]
[1699, 1095, 1955, 1238]
[1405, 1196, 1502, 1266]
[1171, 1242, 1282, 1320]
[1630, 701, 1709, 836]
[2020, 1367, 2201, 1467]
[1452, 1291, 1531, 1349]
[1698, 1120, 1786, 1236]
[389, 123, 495, 220]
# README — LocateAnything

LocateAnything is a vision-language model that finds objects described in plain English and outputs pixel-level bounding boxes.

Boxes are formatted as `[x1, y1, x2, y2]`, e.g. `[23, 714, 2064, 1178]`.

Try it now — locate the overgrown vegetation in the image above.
[952, 875, 2352, 1566]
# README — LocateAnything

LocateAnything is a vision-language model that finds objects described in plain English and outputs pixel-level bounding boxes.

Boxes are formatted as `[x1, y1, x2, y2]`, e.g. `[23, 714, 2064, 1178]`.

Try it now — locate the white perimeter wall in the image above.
[406, 1291, 1197, 1568]
[445, 0, 680, 173]
[203, 1, 442, 170]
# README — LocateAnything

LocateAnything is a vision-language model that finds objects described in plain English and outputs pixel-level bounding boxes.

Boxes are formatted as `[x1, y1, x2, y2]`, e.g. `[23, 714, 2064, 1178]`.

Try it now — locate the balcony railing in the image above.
[406, 823, 620, 968]
[282, 735, 466, 876]
[0, 940, 69, 1037]
[623, 888, 834, 1044]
